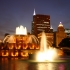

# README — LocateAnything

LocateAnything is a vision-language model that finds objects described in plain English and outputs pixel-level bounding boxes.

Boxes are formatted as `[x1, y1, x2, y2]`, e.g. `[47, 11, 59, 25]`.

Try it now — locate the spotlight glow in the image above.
[36, 32, 58, 62]
[16, 25, 27, 35]
[36, 48, 58, 62]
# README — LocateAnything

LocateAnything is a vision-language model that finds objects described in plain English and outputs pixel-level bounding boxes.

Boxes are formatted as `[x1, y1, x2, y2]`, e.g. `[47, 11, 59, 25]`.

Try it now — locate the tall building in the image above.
[55, 22, 67, 47]
[31, 9, 50, 36]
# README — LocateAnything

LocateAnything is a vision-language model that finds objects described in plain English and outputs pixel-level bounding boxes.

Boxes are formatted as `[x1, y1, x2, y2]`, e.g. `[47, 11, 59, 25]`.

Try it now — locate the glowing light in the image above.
[50, 25, 53, 29]
[33, 8, 36, 15]
[16, 25, 27, 35]
[45, 48, 58, 61]
[11, 52, 18, 56]
[37, 52, 45, 62]
[2, 52, 9, 56]
[21, 52, 28, 57]
[36, 48, 58, 62]
[36, 32, 58, 62]
[58, 22, 63, 27]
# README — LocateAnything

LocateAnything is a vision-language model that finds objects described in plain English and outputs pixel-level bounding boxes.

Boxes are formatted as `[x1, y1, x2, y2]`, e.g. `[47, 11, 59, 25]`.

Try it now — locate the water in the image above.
[1, 27, 69, 70]
[16, 25, 27, 35]
[37, 32, 58, 61]
[0, 58, 70, 70]
[40, 31, 47, 52]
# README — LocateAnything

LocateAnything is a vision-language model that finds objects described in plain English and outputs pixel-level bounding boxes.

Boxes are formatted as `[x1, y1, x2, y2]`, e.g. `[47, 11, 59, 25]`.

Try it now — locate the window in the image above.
[44, 22, 49, 24]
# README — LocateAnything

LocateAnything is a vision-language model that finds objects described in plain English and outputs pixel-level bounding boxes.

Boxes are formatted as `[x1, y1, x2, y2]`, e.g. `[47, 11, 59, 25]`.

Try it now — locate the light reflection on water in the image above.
[37, 63, 57, 70]
[0, 58, 70, 70]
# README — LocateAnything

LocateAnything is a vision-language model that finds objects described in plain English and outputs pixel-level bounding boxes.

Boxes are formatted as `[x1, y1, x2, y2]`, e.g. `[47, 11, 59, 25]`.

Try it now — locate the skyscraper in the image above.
[31, 9, 51, 36]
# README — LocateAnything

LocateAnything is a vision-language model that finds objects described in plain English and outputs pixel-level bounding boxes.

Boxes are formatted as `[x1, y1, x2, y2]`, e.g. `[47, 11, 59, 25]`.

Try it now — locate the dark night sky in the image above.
[0, 0, 70, 39]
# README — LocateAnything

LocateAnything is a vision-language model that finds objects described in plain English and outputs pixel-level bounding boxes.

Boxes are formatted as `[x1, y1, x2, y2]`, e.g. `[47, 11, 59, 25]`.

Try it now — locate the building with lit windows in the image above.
[54, 22, 67, 47]
[31, 9, 51, 36]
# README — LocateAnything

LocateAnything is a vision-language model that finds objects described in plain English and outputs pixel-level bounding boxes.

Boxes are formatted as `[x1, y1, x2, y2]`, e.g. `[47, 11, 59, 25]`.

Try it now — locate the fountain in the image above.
[1, 25, 63, 60]
[16, 25, 27, 35]
[1, 25, 39, 57]
[36, 31, 59, 62]
[3, 25, 39, 44]
[28, 31, 60, 62]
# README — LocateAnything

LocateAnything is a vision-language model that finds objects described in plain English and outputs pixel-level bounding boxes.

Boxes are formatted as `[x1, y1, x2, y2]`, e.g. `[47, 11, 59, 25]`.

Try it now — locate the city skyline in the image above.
[0, 0, 70, 39]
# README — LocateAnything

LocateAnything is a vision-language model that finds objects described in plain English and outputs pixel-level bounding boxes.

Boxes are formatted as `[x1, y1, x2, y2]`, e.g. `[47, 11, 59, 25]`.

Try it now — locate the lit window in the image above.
[37, 29, 43, 31]
[37, 27, 47, 28]
[37, 17, 39, 18]
[44, 22, 49, 23]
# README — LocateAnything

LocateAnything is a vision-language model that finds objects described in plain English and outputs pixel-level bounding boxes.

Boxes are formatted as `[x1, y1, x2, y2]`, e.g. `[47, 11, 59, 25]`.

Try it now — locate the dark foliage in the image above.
[58, 37, 70, 47]
[4, 33, 10, 37]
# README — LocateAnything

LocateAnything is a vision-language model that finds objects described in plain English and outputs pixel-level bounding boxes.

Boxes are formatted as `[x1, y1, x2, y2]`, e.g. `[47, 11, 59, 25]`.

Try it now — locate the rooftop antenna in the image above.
[33, 8, 36, 15]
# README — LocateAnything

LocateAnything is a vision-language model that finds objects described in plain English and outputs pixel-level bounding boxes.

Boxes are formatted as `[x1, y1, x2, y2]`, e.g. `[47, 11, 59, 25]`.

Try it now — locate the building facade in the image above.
[55, 22, 67, 47]
[31, 9, 50, 36]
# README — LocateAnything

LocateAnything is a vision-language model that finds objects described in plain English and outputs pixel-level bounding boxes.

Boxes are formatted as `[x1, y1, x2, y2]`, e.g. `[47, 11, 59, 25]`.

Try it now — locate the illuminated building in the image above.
[55, 22, 67, 47]
[50, 25, 53, 33]
[31, 9, 50, 36]
[65, 28, 70, 37]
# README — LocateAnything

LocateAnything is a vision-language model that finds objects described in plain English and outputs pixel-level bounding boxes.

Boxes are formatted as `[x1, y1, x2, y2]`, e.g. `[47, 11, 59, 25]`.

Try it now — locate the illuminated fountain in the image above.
[1, 25, 63, 60]
[16, 25, 27, 35]
[3, 25, 39, 45]
[1, 25, 39, 57]
[36, 32, 58, 62]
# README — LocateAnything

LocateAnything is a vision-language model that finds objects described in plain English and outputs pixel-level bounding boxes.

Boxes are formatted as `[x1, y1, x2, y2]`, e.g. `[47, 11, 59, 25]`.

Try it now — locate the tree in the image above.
[4, 33, 10, 37]
[58, 37, 70, 47]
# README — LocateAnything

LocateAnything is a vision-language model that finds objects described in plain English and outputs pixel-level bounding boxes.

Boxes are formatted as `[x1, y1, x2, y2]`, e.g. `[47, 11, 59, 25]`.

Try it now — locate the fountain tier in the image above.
[3, 25, 39, 49]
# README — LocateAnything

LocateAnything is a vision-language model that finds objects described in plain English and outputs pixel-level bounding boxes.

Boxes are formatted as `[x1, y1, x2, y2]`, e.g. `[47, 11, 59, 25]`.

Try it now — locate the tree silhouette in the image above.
[58, 37, 70, 47]
[4, 33, 10, 37]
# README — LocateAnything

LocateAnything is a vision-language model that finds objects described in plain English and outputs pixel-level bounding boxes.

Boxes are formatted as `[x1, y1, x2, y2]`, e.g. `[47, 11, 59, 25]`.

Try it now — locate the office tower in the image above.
[31, 9, 50, 36]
